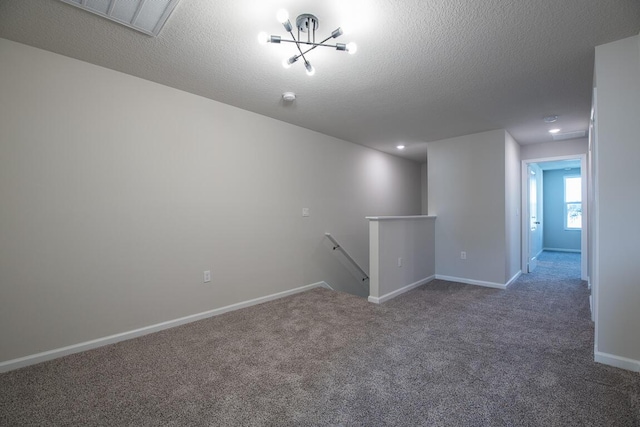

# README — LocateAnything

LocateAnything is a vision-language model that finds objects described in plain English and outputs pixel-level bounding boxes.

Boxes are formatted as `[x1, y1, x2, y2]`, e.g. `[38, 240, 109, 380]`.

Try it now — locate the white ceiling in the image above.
[1, 0, 639, 161]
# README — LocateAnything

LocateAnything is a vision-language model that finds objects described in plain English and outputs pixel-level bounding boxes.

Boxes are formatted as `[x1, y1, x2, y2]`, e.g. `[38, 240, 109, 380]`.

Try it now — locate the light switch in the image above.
[302, 208, 310, 217]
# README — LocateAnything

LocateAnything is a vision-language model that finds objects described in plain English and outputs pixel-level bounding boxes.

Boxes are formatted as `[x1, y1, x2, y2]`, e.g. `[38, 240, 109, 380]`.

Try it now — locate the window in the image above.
[564, 175, 582, 230]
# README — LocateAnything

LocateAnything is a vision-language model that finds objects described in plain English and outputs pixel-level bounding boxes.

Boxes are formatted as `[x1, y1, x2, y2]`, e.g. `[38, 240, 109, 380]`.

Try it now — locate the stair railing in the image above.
[325, 233, 369, 282]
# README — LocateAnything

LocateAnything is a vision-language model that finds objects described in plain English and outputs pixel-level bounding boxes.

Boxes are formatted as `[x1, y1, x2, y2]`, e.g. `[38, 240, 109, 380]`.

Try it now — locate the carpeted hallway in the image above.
[1, 251, 638, 426]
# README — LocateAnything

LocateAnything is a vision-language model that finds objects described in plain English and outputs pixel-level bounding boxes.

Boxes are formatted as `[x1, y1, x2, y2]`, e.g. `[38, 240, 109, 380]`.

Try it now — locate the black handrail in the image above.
[325, 233, 369, 282]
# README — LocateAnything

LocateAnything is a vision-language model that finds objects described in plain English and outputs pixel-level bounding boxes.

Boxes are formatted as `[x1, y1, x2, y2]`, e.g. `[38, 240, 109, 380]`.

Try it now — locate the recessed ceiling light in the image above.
[544, 115, 559, 123]
[396, 144, 406, 150]
[282, 92, 296, 102]
[549, 129, 561, 134]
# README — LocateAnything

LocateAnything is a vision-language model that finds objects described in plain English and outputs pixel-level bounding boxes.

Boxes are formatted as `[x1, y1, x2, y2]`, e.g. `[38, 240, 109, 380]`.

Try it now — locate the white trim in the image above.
[435, 275, 507, 290]
[368, 275, 435, 304]
[594, 351, 640, 372]
[543, 248, 581, 253]
[505, 270, 522, 287]
[321, 282, 335, 291]
[366, 215, 436, 221]
[0, 281, 332, 373]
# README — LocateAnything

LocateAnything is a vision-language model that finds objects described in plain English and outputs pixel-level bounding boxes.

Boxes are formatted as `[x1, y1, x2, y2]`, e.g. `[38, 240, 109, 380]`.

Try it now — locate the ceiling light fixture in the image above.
[259, 10, 357, 76]
[543, 115, 559, 123]
[396, 144, 406, 150]
[549, 128, 561, 134]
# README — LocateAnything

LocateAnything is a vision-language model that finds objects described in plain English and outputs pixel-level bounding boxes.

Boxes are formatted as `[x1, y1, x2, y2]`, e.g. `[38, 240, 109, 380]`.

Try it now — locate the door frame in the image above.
[521, 154, 588, 280]
[527, 163, 543, 272]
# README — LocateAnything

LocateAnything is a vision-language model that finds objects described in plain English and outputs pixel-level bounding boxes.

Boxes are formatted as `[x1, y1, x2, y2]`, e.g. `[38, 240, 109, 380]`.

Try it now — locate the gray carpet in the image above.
[1, 251, 639, 426]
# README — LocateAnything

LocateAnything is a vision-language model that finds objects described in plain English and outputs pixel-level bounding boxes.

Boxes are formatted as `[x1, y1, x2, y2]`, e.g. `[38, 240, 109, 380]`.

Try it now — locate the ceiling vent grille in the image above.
[58, 0, 181, 36]
[552, 130, 587, 141]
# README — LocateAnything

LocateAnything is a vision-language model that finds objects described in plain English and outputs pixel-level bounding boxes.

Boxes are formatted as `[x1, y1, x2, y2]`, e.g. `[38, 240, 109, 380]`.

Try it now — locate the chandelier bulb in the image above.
[305, 61, 315, 76]
[346, 42, 358, 55]
[257, 32, 269, 45]
[282, 56, 298, 69]
[276, 9, 289, 24]
[331, 27, 344, 39]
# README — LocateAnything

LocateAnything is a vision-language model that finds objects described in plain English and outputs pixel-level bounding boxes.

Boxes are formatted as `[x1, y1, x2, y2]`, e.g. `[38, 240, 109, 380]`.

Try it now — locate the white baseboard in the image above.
[505, 271, 522, 287]
[543, 247, 581, 253]
[368, 275, 435, 304]
[594, 351, 640, 372]
[0, 281, 332, 373]
[435, 275, 508, 290]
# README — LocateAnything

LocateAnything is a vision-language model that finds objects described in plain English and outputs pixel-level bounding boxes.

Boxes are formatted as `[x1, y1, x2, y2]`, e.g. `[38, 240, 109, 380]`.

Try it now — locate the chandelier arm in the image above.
[278, 40, 339, 48]
[287, 30, 309, 65]
[279, 34, 334, 50]
[282, 34, 336, 64]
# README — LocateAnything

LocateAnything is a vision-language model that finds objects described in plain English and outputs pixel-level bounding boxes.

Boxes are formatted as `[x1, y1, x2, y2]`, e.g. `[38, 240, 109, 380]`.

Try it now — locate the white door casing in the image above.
[528, 164, 543, 272]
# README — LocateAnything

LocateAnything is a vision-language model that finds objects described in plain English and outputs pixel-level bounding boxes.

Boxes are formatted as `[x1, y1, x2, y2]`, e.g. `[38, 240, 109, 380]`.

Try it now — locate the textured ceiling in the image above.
[1, 0, 639, 161]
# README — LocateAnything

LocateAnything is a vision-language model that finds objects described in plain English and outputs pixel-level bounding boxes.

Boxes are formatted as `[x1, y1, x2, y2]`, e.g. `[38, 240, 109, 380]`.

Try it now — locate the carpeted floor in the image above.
[1, 251, 638, 426]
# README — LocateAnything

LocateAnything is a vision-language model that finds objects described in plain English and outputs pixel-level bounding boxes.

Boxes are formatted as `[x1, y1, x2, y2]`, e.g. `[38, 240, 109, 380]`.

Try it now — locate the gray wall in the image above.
[428, 129, 520, 286]
[421, 163, 428, 215]
[505, 133, 522, 281]
[543, 169, 582, 251]
[0, 39, 422, 363]
[369, 217, 435, 301]
[520, 138, 588, 160]
[593, 34, 640, 367]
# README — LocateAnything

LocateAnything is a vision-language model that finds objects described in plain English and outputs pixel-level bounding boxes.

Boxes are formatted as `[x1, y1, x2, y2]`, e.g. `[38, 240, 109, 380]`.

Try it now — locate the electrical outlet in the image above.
[204, 270, 211, 283]
[398, 257, 403, 267]
[460, 251, 466, 260]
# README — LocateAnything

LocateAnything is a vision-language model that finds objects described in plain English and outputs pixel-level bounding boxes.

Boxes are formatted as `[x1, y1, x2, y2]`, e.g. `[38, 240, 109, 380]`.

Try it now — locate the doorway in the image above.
[521, 154, 588, 280]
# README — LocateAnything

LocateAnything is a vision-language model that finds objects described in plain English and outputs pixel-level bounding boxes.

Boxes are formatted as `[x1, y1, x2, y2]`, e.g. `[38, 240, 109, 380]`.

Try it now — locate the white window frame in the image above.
[564, 175, 582, 230]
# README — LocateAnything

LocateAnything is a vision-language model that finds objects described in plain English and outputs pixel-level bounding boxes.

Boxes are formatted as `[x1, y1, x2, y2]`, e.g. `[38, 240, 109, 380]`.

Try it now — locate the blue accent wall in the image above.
[543, 169, 581, 251]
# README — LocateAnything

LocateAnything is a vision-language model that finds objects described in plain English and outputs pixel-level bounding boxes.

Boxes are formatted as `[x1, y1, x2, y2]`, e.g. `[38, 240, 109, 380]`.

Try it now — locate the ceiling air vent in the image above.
[552, 130, 587, 141]
[58, 0, 181, 37]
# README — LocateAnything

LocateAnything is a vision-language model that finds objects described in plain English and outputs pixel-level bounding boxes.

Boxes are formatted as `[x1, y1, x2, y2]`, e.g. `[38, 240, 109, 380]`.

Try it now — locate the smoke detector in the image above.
[543, 115, 559, 123]
[282, 92, 296, 102]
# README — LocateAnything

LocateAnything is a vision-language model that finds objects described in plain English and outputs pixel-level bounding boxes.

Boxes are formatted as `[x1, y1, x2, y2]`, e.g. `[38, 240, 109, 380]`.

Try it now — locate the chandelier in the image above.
[258, 9, 357, 76]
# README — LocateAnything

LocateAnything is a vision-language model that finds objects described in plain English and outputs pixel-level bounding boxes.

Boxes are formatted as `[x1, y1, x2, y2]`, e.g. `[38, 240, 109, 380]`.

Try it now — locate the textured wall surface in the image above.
[0, 39, 421, 363]
[594, 35, 640, 366]
[369, 217, 435, 300]
[1, 1, 639, 160]
[520, 139, 588, 161]
[504, 132, 521, 280]
[428, 130, 508, 285]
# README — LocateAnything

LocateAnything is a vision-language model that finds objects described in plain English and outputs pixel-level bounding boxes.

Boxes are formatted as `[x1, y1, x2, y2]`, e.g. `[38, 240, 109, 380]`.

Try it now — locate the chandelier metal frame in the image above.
[259, 10, 357, 76]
